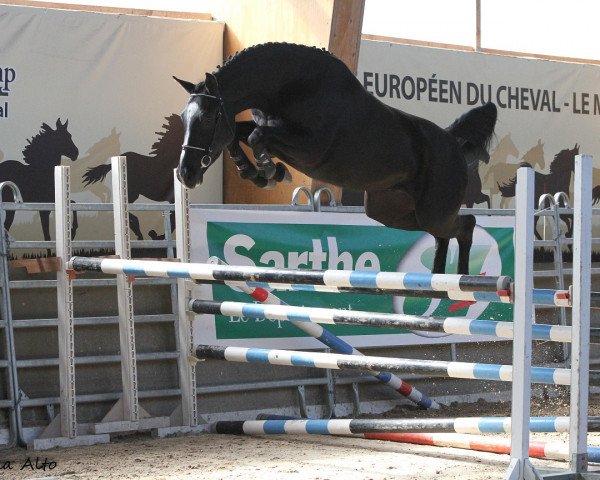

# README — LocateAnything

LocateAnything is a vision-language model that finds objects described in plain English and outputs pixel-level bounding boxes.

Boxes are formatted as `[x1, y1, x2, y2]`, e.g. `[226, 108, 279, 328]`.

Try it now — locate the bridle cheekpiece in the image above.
[181, 93, 234, 168]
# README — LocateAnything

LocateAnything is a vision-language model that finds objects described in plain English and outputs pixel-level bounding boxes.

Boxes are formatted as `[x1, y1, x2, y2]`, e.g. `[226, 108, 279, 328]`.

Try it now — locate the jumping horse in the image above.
[174, 43, 497, 274]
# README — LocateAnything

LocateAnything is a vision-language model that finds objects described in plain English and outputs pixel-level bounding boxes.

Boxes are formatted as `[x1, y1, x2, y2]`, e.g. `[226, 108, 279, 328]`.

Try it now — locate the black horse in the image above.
[174, 43, 497, 274]
[1, 119, 79, 242]
[83, 114, 183, 240]
[498, 144, 579, 239]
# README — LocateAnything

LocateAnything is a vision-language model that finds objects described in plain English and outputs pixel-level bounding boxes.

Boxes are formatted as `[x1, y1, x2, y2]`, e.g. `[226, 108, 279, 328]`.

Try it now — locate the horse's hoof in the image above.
[258, 162, 276, 180]
[263, 179, 277, 190]
[274, 163, 292, 183]
[239, 168, 258, 180]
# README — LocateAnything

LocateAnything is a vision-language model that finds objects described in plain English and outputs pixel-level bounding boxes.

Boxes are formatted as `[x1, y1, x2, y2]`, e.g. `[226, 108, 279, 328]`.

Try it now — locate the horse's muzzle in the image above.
[177, 164, 204, 189]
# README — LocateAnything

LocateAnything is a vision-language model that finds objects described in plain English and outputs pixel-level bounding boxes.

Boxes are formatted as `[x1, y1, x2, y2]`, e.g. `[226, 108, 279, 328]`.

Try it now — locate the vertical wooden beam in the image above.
[215, 0, 366, 205]
[475, 0, 481, 51]
[311, 0, 366, 204]
[215, 0, 336, 205]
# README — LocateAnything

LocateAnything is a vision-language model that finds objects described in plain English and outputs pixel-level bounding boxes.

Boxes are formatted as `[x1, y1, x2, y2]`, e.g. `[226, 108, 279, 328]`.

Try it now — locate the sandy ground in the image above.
[0, 432, 579, 480]
[1, 398, 600, 480]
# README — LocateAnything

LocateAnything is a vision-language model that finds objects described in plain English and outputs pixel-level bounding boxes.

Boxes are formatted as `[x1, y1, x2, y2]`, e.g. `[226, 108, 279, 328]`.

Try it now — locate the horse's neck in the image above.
[217, 47, 328, 113]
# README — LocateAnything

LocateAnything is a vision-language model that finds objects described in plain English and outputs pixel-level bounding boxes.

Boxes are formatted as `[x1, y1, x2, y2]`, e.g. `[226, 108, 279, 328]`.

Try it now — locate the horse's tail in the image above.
[593, 185, 600, 205]
[497, 163, 533, 197]
[447, 102, 498, 165]
[82, 163, 111, 186]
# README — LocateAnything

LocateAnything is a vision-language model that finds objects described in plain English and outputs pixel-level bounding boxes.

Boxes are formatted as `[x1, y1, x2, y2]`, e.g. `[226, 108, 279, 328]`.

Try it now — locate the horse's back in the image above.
[0, 160, 29, 184]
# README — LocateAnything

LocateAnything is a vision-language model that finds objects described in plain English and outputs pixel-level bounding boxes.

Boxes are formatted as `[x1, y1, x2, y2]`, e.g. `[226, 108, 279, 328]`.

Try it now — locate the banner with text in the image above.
[358, 40, 600, 215]
[190, 209, 514, 349]
[0, 5, 223, 251]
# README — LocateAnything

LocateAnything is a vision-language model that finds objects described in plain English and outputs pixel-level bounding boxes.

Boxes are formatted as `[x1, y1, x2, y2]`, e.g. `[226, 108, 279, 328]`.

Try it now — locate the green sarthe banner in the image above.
[191, 209, 514, 349]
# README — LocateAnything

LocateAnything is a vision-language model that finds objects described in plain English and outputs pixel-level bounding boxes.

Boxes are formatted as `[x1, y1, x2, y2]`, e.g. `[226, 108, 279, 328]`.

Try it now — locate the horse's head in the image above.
[521, 139, 545, 170]
[550, 143, 579, 174]
[53, 118, 79, 161]
[174, 73, 235, 189]
[497, 134, 519, 160]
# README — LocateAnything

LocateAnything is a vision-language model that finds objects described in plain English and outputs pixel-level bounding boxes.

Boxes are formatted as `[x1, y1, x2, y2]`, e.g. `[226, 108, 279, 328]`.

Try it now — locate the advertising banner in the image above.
[358, 40, 600, 219]
[190, 208, 514, 349]
[0, 5, 223, 249]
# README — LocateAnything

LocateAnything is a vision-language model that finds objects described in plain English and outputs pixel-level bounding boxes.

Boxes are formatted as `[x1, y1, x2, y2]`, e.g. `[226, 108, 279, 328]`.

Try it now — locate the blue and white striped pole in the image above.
[209, 416, 600, 435]
[68, 257, 511, 294]
[69, 256, 587, 308]
[202, 259, 439, 409]
[190, 299, 600, 344]
[195, 344, 573, 386]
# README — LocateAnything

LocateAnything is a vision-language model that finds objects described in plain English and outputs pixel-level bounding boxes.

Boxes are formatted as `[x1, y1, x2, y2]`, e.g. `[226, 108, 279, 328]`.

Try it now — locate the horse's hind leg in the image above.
[456, 214, 476, 275]
[419, 211, 475, 275]
[432, 237, 450, 274]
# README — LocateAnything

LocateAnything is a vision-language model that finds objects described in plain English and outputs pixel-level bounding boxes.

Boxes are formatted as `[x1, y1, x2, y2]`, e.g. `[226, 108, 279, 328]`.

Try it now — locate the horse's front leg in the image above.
[229, 121, 260, 182]
[232, 121, 291, 188]
[228, 122, 277, 188]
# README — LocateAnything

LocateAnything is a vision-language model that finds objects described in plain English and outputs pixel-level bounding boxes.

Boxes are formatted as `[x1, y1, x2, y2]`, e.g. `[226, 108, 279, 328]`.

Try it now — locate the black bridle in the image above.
[181, 93, 235, 167]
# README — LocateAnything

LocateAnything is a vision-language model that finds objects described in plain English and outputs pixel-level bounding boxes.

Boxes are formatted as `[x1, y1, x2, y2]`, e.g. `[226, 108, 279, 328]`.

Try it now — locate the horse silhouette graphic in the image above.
[499, 144, 579, 238]
[83, 114, 183, 240]
[1, 118, 79, 242]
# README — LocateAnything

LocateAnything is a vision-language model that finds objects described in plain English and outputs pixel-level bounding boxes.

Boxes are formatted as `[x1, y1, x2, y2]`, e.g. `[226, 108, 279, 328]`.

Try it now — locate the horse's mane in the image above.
[149, 114, 184, 160]
[216, 42, 335, 75]
[22, 124, 55, 165]
[549, 147, 578, 174]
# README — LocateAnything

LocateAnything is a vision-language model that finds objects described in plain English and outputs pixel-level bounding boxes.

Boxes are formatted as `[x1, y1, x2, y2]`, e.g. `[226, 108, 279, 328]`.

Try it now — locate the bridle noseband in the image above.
[181, 93, 234, 167]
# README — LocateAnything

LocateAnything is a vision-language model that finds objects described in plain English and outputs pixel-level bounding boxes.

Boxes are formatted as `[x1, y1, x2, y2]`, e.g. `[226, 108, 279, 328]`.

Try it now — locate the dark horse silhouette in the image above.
[463, 157, 491, 209]
[1, 119, 79, 242]
[498, 144, 579, 239]
[83, 114, 183, 240]
[174, 43, 497, 274]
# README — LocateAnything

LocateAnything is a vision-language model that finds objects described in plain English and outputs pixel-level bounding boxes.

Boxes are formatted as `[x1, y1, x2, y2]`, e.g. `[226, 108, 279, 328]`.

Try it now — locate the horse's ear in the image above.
[173, 76, 196, 94]
[205, 73, 220, 96]
[56, 118, 68, 129]
[41, 122, 52, 132]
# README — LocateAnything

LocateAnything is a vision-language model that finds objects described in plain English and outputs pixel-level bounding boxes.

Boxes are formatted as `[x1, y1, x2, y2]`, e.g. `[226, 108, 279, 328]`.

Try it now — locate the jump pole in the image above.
[189, 298, 600, 344]
[67, 257, 511, 294]
[208, 416, 600, 435]
[204, 257, 439, 410]
[194, 344, 573, 386]
[363, 432, 600, 464]
[194, 279, 575, 307]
